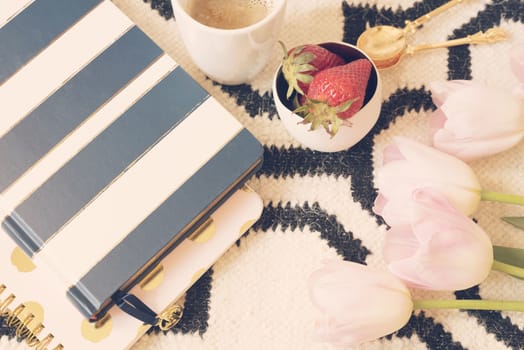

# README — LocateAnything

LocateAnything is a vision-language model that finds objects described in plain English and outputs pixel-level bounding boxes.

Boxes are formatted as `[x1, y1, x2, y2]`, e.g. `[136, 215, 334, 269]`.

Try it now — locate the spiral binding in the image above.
[0, 284, 64, 350]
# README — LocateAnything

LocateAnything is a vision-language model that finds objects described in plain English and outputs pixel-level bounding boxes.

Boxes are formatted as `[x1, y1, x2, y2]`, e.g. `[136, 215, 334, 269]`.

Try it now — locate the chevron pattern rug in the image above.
[2, 0, 524, 349]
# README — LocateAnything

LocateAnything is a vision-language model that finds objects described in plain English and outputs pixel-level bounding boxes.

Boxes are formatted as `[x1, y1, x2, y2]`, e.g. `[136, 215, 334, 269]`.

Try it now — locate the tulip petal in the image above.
[431, 82, 524, 161]
[411, 187, 457, 212]
[372, 193, 387, 215]
[392, 137, 481, 191]
[423, 231, 492, 290]
[511, 43, 524, 84]
[387, 258, 429, 289]
[388, 231, 492, 290]
[434, 131, 524, 162]
[375, 138, 481, 217]
[411, 188, 476, 230]
[439, 85, 524, 137]
[383, 225, 419, 263]
[382, 143, 405, 164]
[373, 193, 415, 226]
[429, 108, 447, 134]
[308, 260, 413, 346]
[429, 80, 476, 106]
[514, 85, 524, 100]
[383, 188, 493, 291]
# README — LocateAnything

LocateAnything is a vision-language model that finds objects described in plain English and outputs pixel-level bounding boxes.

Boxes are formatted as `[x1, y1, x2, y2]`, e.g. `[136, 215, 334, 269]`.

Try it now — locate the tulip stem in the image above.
[413, 299, 524, 311]
[492, 259, 524, 279]
[481, 190, 524, 206]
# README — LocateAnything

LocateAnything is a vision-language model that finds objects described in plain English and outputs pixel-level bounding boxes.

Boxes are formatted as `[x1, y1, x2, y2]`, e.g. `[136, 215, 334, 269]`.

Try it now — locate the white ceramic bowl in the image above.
[272, 42, 382, 152]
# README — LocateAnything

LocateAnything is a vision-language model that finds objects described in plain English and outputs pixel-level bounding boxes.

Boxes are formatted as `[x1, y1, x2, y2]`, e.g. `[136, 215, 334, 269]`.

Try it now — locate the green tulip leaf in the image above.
[493, 245, 524, 280]
[501, 216, 524, 231]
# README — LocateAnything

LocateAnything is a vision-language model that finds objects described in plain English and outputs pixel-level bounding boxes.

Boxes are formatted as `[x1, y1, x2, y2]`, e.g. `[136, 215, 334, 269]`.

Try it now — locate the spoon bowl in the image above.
[356, 26, 408, 69]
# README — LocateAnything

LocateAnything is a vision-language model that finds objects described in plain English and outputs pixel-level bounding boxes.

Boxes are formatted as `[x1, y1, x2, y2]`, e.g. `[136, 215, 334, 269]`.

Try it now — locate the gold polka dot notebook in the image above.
[0, 186, 263, 349]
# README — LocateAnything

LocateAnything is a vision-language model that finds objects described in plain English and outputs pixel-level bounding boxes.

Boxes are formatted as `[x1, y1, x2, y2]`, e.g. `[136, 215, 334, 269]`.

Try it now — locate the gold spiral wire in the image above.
[0, 284, 64, 349]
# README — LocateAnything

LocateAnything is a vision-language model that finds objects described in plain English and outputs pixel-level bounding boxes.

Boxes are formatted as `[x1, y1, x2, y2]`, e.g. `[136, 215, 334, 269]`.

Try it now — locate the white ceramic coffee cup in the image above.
[170, 0, 286, 85]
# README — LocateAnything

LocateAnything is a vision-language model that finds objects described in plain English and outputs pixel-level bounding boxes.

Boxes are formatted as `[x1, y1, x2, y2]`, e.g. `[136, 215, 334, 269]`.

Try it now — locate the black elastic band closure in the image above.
[112, 291, 158, 325]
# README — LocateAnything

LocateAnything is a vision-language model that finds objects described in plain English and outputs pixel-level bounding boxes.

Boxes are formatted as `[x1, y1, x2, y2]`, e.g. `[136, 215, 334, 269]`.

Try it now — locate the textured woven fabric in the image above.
[2, 0, 524, 349]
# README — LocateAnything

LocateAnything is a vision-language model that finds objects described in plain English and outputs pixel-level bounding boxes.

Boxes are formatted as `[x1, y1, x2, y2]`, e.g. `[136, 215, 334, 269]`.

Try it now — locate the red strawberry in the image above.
[295, 58, 372, 137]
[280, 41, 345, 98]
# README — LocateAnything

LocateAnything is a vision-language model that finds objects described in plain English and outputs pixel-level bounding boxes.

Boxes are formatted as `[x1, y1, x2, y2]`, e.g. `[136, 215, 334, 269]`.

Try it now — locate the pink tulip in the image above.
[429, 79, 524, 161]
[374, 137, 481, 225]
[308, 260, 413, 347]
[511, 43, 524, 86]
[383, 188, 493, 291]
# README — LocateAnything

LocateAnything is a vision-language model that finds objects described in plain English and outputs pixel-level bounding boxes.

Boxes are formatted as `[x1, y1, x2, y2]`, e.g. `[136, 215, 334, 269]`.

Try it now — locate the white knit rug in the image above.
[2, 0, 524, 349]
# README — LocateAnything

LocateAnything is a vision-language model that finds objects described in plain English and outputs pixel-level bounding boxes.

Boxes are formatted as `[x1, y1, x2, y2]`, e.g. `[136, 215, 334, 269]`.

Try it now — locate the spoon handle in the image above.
[405, 28, 509, 55]
[404, 0, 464, 33]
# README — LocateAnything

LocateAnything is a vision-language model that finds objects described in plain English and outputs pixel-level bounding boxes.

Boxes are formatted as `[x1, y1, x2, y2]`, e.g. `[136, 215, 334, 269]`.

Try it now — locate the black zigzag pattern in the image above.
[456, 287, 524, 350]
[396, 311, 466, 350]
[171, 269, 213, 335]
[219, 83, 278, 118]
[447, 0, 524, 80]
[341, 0, 453, 45]
[253, 202, 371, 263]
[143, 0, 173, 19]
[0, 318, 16, 341]
[148, 269, 214, 335]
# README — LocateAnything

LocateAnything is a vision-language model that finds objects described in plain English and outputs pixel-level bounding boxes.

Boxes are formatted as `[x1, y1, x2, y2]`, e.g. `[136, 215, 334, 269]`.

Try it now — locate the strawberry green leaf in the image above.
[285, 79, 302, 99]
[291, 94, 302, 110]
[294, 52, 315, 65]
[294, 103, 310, 115]
[329, 118, 342, 137]
[279, 42, 318, 98]
[296, 73, 314, 84]
[335, 97, 359, 114]
[311, 115, 322, 131]
[293, 98, 354, 137]
[278, 40, 291, 56]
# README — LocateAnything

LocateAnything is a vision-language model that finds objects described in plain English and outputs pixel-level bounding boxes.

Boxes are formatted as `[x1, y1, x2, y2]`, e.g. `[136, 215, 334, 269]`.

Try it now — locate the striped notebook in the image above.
[0, 0, 263, 324]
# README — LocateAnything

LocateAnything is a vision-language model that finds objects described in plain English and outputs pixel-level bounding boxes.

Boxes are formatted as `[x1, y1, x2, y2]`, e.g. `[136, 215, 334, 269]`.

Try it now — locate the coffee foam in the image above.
[186, 0, 275, 30]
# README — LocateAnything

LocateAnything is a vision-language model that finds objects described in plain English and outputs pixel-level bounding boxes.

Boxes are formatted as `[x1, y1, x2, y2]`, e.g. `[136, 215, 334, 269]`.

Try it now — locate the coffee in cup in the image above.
[186, 0, 271, 30]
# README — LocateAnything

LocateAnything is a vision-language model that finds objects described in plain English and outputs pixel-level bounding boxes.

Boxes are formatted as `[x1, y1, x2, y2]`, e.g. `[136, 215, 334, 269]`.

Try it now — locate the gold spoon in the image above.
[369, 27, 509, 69]
[357, 0, 464, 66]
